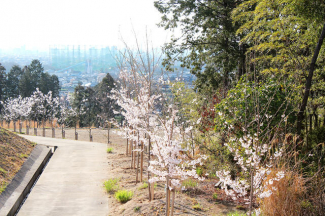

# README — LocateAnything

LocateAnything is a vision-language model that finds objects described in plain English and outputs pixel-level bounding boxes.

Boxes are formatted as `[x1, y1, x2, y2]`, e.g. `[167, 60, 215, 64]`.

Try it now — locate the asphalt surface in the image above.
[17, 135, 109, 216]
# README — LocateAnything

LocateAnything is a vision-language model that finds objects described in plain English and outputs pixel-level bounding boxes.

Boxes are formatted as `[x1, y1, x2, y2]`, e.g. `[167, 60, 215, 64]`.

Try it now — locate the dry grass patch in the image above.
[0, 127, 35, 195]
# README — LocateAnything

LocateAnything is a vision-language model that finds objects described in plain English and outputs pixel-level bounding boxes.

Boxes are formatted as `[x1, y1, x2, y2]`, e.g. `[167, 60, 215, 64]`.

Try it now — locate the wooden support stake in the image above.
[140, 141, 144, 182]
[107, 122, 110, 144]
[131, 141, 134, 168]
[171, 189, 175, 216]
[166, 176, 170, 216]
[126, 131, 129, 156]
[133, 140, 136, 169]
[148, 135, 152, 201]
[151, 182, 154, 200]
[136, 150, 139, 184]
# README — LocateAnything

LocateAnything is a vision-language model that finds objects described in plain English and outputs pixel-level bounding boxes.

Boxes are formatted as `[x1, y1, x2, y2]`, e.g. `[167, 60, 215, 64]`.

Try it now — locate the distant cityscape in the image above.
[0, 45, 196, 93]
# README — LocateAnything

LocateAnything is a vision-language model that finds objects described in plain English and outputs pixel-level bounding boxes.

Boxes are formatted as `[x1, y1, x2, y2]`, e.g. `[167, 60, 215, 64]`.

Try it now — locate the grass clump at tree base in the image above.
[104, 178, 119, 193]
[114, 190, 133, 203]
[106, 147, 113, 153]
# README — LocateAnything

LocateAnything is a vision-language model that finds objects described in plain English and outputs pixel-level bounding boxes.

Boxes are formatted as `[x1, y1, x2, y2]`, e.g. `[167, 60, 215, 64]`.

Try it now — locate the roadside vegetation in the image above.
[0, 128, 35, 195]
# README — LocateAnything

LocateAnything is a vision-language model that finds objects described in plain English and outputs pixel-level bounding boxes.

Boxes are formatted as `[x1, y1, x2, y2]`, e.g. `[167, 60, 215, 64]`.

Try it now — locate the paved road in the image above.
[17, 135, 109, 216]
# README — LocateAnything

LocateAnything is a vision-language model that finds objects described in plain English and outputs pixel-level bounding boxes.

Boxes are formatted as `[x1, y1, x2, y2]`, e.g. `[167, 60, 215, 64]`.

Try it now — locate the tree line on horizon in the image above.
[0, 59, 60, 104]
[0, 58, 118, 128]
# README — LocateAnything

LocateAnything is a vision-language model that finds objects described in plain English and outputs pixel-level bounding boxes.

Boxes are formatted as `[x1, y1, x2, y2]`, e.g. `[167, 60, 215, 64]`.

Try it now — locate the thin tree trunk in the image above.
[249, 165, 254, 216]
[310, 114, 313, 132]
[297, 23, 325, 135]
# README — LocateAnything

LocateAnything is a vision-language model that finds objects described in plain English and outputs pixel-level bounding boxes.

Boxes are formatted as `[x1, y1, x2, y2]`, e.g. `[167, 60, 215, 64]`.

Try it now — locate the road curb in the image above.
[0, 144, 56, 216]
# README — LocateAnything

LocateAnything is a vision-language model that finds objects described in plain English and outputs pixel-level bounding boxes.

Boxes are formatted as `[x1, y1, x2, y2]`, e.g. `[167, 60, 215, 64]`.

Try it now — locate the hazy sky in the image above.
[0, 0, 171, 50]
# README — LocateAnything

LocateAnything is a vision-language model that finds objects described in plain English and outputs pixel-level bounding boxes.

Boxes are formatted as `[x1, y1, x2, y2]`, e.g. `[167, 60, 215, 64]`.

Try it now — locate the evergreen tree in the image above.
[95, 73, 117, 125]
[28, 59, 44, 89]
[6, 65, 23, 98]
[49, 74, 60, 97]
[39, 72, 51, 95]
[0, 63, 6, 113]
[19, 66, 35, 98]
[154, 0, 245, 95]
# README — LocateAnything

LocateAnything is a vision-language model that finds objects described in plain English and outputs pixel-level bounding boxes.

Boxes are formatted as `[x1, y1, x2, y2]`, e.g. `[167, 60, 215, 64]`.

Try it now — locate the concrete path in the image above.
[17, 135, 109, 216]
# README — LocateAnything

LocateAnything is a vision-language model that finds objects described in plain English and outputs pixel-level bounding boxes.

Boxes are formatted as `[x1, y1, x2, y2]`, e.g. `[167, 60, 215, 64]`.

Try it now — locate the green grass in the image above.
[182, 179, 197, 188]
[192, 203, 203, 211]
[0, 168, 7, 174]
[212, 193, 218, 200]
[0, 182, 7, 194]
[134, 206, 141, 212]
[106, 147, 113, 153]
[104, 178, 119, 193]
[196, 167, 203, 176]
[138, 182, 148, 190]
[114, 190, 133, 203]
[226, 211, 255, 216]
[19, 153, 28, 158]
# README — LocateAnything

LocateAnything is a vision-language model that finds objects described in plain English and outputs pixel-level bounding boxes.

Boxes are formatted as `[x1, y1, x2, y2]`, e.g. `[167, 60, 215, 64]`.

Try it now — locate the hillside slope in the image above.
[0, 128, 35, 194]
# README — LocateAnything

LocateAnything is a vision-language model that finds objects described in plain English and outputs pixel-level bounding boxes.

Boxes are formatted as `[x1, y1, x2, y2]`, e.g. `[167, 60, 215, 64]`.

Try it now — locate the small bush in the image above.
[212, 193, 218, 200]
[104, 178, 119, 193]
[138, 182, 148, 190]
[182, 179, 197, 188]
[196, 167, 203, 176]
[134, 206, 141, 212]
[192, 203, 202, 211]
[106, 147, 113, 153]
[115, 190, 133, 203]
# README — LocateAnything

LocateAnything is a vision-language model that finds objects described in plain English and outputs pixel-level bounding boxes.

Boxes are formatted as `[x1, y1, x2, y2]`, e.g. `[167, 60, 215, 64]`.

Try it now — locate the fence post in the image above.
[52, 128, 55, 138]
[107, 122, 110, 144]
[26, 125, 29, 135]
[75, 131, 78, 140]
[19, 122, 22, 134]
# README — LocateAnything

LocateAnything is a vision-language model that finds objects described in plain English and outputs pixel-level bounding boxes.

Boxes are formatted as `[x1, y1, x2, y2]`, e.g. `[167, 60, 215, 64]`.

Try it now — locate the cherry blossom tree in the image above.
[111, 69, 207, 215]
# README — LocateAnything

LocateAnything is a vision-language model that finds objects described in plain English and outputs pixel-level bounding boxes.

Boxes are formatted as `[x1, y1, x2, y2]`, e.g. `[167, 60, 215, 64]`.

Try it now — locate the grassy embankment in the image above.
[0, 128, 35, 194]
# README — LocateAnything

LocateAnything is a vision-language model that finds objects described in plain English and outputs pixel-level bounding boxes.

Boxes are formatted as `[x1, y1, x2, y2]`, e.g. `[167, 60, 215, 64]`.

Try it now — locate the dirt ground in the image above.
[7, 126, 247, 215]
